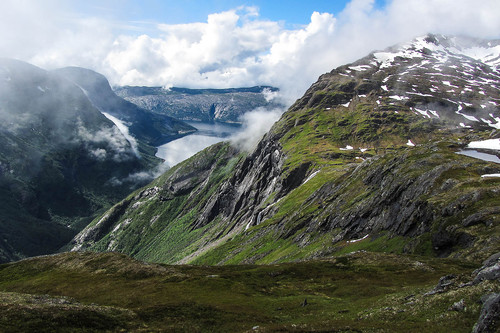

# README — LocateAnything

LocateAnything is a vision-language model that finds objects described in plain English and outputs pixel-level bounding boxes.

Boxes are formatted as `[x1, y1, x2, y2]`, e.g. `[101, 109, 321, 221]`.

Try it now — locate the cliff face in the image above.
[71, 34, 500, 264]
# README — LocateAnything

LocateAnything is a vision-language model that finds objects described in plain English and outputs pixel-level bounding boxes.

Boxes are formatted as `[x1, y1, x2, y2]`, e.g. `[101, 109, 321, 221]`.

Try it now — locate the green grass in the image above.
[0, 251, 489, 332]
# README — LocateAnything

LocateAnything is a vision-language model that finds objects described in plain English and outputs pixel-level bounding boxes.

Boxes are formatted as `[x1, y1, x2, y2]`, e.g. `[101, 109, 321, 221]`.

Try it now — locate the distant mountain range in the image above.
[115, 85, 283, 123]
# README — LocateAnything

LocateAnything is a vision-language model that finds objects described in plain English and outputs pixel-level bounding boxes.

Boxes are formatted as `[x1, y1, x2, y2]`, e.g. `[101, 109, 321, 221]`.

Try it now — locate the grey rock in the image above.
[425, 274, 456, 296]
[472, 293, 500, 333]
[449, 299, 466, 312]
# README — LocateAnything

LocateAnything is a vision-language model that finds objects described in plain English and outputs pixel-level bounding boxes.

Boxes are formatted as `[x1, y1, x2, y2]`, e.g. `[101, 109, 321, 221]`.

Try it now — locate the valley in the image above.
[0, 33, 500, 332]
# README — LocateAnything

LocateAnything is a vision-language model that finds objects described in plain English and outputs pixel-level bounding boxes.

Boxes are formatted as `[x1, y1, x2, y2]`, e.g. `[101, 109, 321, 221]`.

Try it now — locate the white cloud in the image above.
[76, 119, 135, 162]
[1, 0, 500, 105]
[230, 107, 284, 151]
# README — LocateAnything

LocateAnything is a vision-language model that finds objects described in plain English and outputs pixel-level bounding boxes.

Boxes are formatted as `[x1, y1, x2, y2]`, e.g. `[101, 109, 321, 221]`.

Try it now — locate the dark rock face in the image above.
[473, 293, 500, 333]
[193, 138, 287, 230]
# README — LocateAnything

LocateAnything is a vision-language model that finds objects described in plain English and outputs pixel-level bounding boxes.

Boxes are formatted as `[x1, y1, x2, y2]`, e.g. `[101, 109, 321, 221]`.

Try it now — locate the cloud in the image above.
[76, 119, 136, 162]
[1, 1, 500, 105]
[101, 112, 139, 157]
[230, 107, 284, 151]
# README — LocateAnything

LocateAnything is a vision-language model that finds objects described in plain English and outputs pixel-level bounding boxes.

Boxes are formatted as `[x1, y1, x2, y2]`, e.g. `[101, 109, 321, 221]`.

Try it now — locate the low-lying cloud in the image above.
[1, 0, 500, 105]
[230, 107, 284, 151]
[76, 119, 136, 162]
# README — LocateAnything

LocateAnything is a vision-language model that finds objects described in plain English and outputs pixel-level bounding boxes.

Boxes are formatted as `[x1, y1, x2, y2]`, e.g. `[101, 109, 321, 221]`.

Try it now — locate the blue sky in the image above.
[73, 0, 386, 30]
[0, 0, 499, 103]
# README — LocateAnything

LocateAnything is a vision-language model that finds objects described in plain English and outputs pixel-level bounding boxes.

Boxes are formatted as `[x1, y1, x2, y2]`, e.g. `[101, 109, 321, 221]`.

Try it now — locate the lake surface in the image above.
[156, 121, 241, 167]
[456, 149, 500, 164]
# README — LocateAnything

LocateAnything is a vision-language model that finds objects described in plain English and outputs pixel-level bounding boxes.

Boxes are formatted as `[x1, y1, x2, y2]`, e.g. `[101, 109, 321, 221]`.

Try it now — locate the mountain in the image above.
[0, 59, 162, 263]
[114, 85, 283, 123]
[53, 67, 196, 146]
[71, 34, 500, 266]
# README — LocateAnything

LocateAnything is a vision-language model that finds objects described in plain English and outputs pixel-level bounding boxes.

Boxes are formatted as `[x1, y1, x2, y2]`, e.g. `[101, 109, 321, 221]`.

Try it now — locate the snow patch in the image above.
[481, 174, 500, 178]
[389, 95, 408, 101]
[415, 108, 431, 118]
[457, 150, 500, 164]
[303, 170, 320, 184]
[347, 234, 369, 243]
[467, 139, 500, 150]
[460, 113, 479, 122]
[349, 65, 371, 71]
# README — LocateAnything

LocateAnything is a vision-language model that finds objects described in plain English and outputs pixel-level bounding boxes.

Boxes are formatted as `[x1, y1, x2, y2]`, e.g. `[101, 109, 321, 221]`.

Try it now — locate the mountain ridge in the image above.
[114, 85, 283, 124]
[70, 34, 500, 265]
[53, 67, 197, 147]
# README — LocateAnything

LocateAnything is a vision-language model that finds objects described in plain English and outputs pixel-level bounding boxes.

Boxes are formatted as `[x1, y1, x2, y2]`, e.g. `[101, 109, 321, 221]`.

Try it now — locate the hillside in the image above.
[71, 34, 500, 265]
[53, 67, 196, 146]
[0, 59, 162, 263]
[0, 250, 496, 332]
[115, 85, 283, 123]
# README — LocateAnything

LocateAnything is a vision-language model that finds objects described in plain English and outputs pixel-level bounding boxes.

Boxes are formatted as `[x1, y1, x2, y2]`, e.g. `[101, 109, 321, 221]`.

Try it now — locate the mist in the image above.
[230, 107, 284, 151]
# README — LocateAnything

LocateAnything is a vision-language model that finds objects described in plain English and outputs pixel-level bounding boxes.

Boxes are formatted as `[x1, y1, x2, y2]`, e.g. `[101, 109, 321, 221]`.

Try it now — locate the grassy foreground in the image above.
[0, 251, 493, 332]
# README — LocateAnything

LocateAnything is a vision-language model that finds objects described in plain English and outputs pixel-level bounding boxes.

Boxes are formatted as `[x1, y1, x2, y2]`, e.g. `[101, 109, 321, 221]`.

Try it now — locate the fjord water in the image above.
[155, 121, 240, 167]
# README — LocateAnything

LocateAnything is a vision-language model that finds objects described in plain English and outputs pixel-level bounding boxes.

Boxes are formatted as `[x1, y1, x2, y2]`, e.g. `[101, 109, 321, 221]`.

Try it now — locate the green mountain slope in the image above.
[71, 34, 500, 265]
[0, 59, 161, 263]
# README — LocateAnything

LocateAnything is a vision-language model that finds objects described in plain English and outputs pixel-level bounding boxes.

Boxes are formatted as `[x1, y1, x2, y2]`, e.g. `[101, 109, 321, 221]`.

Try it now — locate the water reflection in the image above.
[156, 121, 241, 167]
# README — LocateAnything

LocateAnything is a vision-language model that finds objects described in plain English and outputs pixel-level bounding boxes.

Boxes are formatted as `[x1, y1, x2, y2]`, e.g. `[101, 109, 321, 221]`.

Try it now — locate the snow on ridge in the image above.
[349, 65, 372, 71]
[102, 112, 140, 157]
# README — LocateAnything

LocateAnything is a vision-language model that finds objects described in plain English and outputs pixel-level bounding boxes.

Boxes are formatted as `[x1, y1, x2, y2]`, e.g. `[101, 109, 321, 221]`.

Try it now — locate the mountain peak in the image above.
[372, 34, 500, 70]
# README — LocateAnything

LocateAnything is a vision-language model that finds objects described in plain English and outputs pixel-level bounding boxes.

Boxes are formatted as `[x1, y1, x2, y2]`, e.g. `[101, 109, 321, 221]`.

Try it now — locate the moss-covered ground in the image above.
[0, 251, 493, 332]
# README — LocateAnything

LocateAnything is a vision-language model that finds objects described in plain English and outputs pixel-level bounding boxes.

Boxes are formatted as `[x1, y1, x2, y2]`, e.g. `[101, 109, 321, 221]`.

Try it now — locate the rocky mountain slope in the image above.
[0, 59, 163, 263]
[53, 67, 196, 146]
[115, 85, 283, 123]
[72, 34, 500, 266]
